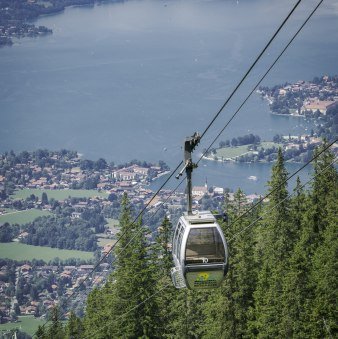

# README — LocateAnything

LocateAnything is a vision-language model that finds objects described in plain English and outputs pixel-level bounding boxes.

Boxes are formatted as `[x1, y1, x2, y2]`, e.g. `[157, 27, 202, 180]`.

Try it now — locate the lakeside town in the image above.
[258, 74, 338, 116]
[0, 76, 337, 332]
[0, 0, 117, 46]
[203, 133, 338, 164]
[203, 75, 338, 164]
[0, 149, 253, 331]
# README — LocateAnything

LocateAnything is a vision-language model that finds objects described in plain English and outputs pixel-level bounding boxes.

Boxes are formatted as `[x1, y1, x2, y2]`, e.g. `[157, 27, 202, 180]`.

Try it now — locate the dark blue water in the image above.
[0, 0, 337, 194]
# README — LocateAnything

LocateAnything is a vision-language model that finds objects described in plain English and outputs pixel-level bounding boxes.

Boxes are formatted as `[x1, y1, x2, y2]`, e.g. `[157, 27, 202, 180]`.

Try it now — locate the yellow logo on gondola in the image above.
[197, 272, 209, 281]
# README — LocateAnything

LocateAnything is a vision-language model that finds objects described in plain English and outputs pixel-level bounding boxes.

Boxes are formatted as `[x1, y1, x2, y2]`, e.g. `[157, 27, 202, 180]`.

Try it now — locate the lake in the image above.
[0, 0, 337, 194]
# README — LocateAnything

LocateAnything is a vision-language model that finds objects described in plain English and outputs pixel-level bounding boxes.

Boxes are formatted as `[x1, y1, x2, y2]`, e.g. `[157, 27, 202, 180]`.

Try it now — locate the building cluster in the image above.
[259, 75, 338, 115]
[0, 150, 264, 324]
[0, 262, 109, 323]
[0, 152, 168, 194]
[0, 0, 84, 46]
[282, 135, 322, 151]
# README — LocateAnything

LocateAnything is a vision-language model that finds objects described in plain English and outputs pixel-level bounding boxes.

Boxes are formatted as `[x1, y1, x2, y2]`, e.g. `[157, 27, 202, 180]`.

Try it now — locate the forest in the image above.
[20, 215, 99, 252]
[21, 143, 338, 338]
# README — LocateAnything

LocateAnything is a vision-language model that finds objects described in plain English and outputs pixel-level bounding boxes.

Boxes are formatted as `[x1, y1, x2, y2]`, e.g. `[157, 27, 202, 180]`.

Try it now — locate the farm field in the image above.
[106, 218, 119, 229]
[0, 209, 51, 225]
[11, 188, 108, 201]
[215, 145, 252, 159]
[0, 315, 45, 336]
[0, 242, 94, 261]
[97, 237, 117, 247]
[213, 142, 283, 160]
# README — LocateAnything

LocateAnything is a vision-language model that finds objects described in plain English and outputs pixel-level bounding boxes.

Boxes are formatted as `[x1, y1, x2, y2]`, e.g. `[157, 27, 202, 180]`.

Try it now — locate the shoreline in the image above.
[202, 155, 273, 164]
[270, 112, 305, 118]
[202, 154, 305, 165]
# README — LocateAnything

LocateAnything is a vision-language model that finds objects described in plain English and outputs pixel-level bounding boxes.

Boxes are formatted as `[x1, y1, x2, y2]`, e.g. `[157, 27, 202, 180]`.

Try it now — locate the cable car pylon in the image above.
[175, 132, 201, 215]
[171, 132, 229, 290]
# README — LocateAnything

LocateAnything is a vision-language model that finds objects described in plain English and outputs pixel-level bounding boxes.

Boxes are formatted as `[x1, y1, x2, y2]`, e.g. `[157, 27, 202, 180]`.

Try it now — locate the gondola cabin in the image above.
[171, 210, 228, 290]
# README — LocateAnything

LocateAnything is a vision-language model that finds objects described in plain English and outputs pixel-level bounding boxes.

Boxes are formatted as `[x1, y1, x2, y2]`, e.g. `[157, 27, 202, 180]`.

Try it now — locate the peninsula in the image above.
[202, 133, 336, 164]
[0, 0, 118, 46]
[258, 75, 338, 117]
[204, 75, 338, 164]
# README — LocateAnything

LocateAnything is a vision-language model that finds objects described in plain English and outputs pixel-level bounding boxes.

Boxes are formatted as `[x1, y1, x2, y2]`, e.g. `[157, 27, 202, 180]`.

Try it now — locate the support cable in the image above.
[33, 161, 182, 336]
[34, 0, 324, 335]
[223, 138, 337, 234]
[228, 156, 337, 243]
[199, 0, 302, 139]
[81, 151, 337, 339]
[81, 282, 172, 339]
[54, 0, 304, 305]
[196, 0, 324, 166]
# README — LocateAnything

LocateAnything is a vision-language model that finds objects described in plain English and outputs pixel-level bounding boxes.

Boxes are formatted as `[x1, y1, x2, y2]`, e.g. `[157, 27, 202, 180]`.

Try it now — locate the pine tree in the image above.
[47, 307, 64, 339]
[310, 185, 338, 337]
[203, 189, 257, 338]
[83, 288, 109, 337]
[252, 149, 292, 337]
[35, 325, 47, 339]
[41, 192, 49, 206]
[153, 216, 177, 337]
[277, 144, 337, 337]
[310, 141, 337, 236]
[64, 311, 84, 338]
[156, 216, 173, 275]
[298, 143, 337, 336]
[308, 145, 338, 337]
[279, 177, 308, 337]
[84, 193, 160, 338]
[289, 176, 306, 241]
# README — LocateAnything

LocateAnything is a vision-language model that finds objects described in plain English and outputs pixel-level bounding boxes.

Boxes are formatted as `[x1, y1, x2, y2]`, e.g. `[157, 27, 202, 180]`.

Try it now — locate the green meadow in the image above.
[0, 209, 51, 225]
[0, 316, 45, 336]
[97, 237, 117, 247]
[0, 242, 94, 261]
[12, 188, 108, 201]
[214, 142, 283, 160]
[106, 218, 119, 229]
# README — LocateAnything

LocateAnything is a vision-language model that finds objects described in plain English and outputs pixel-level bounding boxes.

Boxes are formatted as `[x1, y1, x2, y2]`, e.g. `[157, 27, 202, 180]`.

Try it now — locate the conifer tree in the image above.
[291, 144, 338, 336]
[307, 146, 338, 336]
[252, 149, 292, 337]
[156, 216, 173, 275]
[84, 193, 159, 337]
[310, 141, 337, 235]
[65, 311, 84, 338]
[36, 325, 47, 339]
[164, 289, 189, 338]
[279, 177, 308, 337]
[155, 216, 206, 338]
[47, 307, 64, 339]
[154, 216, 177, 337]
[203, 189, 256, 338]
[289, 176, 306, 241]
[310, 185, 337, 337]
[83, 288, 108, 337]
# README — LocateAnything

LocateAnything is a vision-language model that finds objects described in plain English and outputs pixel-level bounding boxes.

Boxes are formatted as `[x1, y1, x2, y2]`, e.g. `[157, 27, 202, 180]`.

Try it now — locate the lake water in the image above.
[0, 0, 337, 194]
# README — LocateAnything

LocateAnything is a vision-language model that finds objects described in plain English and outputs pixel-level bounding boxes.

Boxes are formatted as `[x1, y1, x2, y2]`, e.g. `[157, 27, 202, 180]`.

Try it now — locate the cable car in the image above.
[171, 210, 228, 289]
[170, 132, 229, 290]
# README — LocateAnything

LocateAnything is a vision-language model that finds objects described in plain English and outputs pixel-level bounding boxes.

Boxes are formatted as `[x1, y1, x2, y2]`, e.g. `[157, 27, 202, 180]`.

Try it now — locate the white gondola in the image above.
[171, 211, 228, 289]
[171, 132, 229, 290]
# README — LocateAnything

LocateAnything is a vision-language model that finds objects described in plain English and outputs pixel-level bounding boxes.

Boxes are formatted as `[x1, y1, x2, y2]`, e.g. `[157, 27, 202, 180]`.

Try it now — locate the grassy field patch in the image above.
[260, 141, 283, 149]
[0, 209, 51, 225]
[97, 237, 117, 247]
[214, 145, 251, 159]
[213, 142, 283, 160]
[0, 315, 45, 336]
[0, 242, 94, 261]
[106, 218, 119, 229]
[12, 188, 108, 201]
